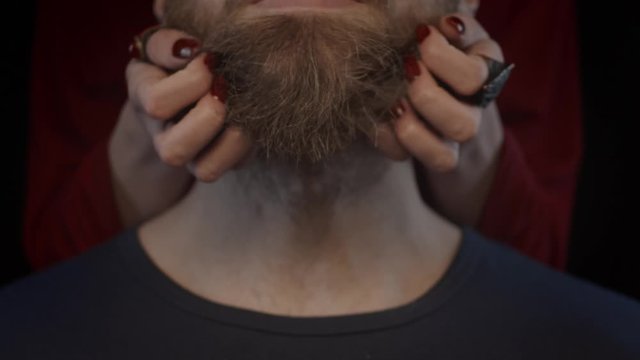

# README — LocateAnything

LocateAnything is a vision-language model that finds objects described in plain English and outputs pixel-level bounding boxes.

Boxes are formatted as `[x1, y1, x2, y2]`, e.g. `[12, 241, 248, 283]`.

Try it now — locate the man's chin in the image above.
[207, 8, 406, 163]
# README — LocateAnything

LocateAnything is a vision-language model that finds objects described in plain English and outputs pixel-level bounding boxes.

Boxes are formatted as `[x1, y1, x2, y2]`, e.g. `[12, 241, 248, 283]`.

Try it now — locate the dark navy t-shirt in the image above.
[2, 228, 639, 359]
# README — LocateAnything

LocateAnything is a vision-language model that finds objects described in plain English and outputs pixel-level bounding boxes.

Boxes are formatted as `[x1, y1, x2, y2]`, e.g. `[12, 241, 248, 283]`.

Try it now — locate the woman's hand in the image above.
[110, 28, 252, 227]
[375, 13, 507, 226]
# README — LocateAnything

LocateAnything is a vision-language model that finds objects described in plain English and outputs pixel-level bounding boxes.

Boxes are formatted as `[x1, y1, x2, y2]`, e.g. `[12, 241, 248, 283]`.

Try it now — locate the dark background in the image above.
[1, 1, 638, 299]
[1, 2, 34, 285]
[569, 2, 639, 299]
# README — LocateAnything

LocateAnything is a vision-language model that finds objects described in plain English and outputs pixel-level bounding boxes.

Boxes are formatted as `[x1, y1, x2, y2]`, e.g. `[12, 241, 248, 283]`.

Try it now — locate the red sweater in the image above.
[23, 0, 582, 270]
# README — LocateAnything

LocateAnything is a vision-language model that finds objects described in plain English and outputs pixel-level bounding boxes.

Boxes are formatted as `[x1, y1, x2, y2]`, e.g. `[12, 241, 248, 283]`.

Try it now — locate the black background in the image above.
[1, 1, 638, 299]
[1, 2, 34, 285]
[569, 1, 640, 299]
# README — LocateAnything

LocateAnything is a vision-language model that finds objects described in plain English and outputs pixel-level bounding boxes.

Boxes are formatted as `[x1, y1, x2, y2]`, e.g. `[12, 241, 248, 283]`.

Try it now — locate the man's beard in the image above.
[164, 1, 441, 163]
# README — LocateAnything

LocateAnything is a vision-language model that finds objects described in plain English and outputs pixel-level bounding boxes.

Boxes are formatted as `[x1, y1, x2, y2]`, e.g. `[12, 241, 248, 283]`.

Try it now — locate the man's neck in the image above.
[140, 145, 462, 317]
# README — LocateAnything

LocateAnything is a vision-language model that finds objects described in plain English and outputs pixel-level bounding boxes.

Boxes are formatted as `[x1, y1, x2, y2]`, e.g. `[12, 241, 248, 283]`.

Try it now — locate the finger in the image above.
[392, 100, 460, 173]
[153, 94, 227, 167]
[416, 25, 489, 96]
[140, 111, 164, 139]
[457, 0, 480, 16]
[145, 28, 201, 70]
[192, 127, 253, 183]
[406, 59, 482, 143]
[127, 53, 214, 121]
[367, 120, 411, 161]
[437, 14, 503, 61]
[466, 39, 504, 64]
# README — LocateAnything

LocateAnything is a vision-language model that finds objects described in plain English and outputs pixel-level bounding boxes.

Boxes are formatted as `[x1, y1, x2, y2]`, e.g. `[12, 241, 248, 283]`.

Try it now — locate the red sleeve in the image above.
[476, 0, 583, 269]
[23, 0, 154, 270]
[24, 140, 122, 269]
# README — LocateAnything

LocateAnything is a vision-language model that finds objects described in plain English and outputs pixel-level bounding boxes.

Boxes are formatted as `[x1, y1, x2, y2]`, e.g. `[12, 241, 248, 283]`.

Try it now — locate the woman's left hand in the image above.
[374, 13, 507, 226]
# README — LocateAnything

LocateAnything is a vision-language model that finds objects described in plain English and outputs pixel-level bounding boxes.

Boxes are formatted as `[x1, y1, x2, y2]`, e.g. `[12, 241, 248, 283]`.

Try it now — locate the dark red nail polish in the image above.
[416, 24, 431, 43]
[172, 38, 201, 59]
[204, 53, 218, 73]
[446, 16, 466, 34]
[403, 55, 421, 82]
[211, 76, 228, 104]
[128, 41, 141, 60]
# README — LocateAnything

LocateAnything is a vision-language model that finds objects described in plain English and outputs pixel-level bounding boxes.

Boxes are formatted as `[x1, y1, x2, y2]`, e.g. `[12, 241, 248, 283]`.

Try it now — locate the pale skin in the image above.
[110, 0, 504, 229]
[140, 155, 463, 316]
[109, 0, 504, 315]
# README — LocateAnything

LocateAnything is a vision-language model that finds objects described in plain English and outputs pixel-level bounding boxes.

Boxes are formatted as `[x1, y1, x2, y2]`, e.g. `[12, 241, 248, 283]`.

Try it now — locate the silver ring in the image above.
[462, 56, 515, 108]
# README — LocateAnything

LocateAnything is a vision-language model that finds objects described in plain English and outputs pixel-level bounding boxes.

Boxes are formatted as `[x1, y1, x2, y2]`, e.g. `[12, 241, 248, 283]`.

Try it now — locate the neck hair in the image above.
[230, 139, 390, 222]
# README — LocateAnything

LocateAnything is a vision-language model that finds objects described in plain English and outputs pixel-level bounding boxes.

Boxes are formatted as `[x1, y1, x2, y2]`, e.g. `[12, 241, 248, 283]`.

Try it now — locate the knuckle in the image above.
[412, 86, 440, 108]
[449, 118, 479, 142]
[419, 31, 448, 58]
[184, 65, 213, 88]
[159, 150, 186, 167]
[155, 139, 189, 167]
[431, 152, 459, 173]
[456, 79, 482, 96]
[394, 119, 419, 144]
[457, 65, 488, 96]
[419, 38, 439, 59]
[140, 92, 170, 120]
[201, 102, 225, 125]
[195, 166, 223, 183]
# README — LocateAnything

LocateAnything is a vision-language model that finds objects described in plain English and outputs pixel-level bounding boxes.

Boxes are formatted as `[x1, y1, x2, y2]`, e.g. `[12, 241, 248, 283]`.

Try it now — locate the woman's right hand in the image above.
[109, 28, 252, 227]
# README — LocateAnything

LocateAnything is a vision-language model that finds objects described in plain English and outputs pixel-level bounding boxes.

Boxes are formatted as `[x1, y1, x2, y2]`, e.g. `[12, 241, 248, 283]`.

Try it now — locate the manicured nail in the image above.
[204, 53, 218, 73]
[403, 55, 421, 82]
[172, 38, 201, 59]
[416, 24, 431, 43]
[446, 16, 466, 34]
[211, 76, 228, 104]
[393, 100, 406, 119]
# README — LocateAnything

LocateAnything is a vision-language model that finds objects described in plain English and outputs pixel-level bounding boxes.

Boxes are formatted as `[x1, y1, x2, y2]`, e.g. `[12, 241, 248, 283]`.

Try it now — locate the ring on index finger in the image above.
[460, 56, 515, 108]
[128, 25, 163, 63]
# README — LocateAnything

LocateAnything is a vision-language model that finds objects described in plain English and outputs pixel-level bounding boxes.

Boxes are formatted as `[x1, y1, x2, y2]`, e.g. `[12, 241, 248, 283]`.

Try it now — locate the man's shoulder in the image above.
[463, 229, 640, 356]
[0, 232, 135, 355]
[469, 230, 640, 314]
[1, 233, 128, 299]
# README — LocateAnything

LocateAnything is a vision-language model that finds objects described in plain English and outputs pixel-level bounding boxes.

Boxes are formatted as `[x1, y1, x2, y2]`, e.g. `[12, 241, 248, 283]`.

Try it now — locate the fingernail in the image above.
[446, 16, 466, 34]
[211, 76, 228, 104]
[172, 38, 201, 59]
[204, 53, 218, 73]
[416, 24, 431, 43]
[403, 55, 421, 82]
[392, 100, 406, 119]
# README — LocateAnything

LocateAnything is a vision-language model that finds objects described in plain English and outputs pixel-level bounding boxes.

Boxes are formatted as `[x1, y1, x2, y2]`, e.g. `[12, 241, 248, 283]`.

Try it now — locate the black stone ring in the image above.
[460, 56, 515, 108]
